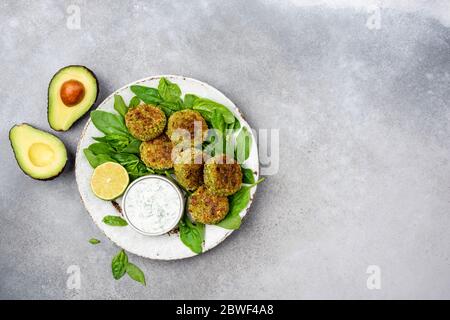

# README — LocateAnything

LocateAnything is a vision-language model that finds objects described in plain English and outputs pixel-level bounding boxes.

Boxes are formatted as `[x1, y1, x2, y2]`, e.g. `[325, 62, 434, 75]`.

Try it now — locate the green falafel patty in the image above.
[174, 148, 207, 192]
[188, 186, 229, 224]
[125, 104, 166, 141]
[140, 134, 173, 170]
[166, 109, 208, 146]
[204, 154, 242, 196]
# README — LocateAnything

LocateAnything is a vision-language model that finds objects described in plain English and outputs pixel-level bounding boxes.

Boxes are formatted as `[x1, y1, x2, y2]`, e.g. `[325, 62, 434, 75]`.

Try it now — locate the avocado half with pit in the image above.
[48, 65, 98, 131]
[9, 124, 68, 180]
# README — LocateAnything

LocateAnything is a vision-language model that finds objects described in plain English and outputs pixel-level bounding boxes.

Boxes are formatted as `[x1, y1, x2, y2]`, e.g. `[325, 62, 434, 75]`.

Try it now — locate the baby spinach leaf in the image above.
[233, 119, 241, 130]
[90, 110, 128, 136]
[83, 148, 99, 166]
[121, 138, 141, 154]
[89, 238, 101, 245]
[111, 153, 140, 166]
[111, 250, 147, 285]
[216, 186, 251, 230]
[128, 162, 152, 180]
[192, 98, 235, 124]
[103, 215, 128, 226]
[216, 213, 241, 230]
[158, 105, 175, 117]
[241, 167, 255, 184]
[130, 85, 162, 105]
[83, 149, 116, 168]
[114, 94, 128, 118]
[158, 77, 181, 103]
[126, 263, 146, 286]
[183, 94, 199, 109]
[160, 100, 182, 112]
[179, 214, 205, 254]
[93, 134, 130, 152]
[110, 153, 148, 179]
[216, 178, 265, 230]
[235, 127, 252, 163]
[88, 142, 115, 155]
[111, 250, 128, 280]
[229, 186, 252, 216]
[129, 96, 140, 108]
[211, 110, 225, 132]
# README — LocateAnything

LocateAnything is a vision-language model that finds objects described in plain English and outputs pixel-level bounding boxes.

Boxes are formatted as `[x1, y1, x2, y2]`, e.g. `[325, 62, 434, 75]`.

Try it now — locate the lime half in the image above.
[90, 162, 129, 200]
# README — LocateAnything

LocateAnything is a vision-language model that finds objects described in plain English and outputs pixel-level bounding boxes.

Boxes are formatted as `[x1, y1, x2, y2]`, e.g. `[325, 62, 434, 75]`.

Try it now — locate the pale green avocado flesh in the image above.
[48, 65, 98, 131]
[9, 124, 68, 180]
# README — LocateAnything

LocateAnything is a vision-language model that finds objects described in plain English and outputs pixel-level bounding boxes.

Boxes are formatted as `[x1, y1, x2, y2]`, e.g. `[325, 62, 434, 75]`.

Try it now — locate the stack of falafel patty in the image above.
[125, 104, 243, 225]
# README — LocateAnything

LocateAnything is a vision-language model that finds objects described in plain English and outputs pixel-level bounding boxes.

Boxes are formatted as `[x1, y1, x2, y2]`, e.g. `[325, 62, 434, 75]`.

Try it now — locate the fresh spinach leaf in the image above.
[111, 250, 128, 280]
[86, 138, 144, 177]
[83, 149, 115, 168]
[192, 98, 235, 124]
[111, 153, 146, 179]
[235, 127, 252, 163]
[111, 250, 147, 285]
[93, 134, 130, 152]
[114, 94, 128, 118]
[216, 213, 241, 230]
[233, 119, 241, 130]
[90, 110, 128, 136]
[211, 110, 225, 132]
[121, 138, 141, 154]
[130, 85, 162, 104]
[183, 94, 199, 109]
[241, 167, 255, 184]
[89, 238, 101, 245]
[229, 187, 251, 216]
[126, 263, 146, 286]
[217, 178, 265, 230]
[160, 100, 182, 112]
[92, 135, 140, 154]
[216, 186, 251, 230]
[114, 155, 151, 180]
[103, 215, 128, 226]
[179, 214, 204, 254]
[111, 153, 139, 166]
[158, 77, 181, 103]
[158, 105, 175, 117]
[129, 96, 140, 108]
[88, 142, 115, 155]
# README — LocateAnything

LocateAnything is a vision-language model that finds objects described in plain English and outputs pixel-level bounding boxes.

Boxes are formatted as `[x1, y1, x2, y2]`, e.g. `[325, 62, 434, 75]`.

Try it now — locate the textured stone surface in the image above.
[0, 0, 449, 299]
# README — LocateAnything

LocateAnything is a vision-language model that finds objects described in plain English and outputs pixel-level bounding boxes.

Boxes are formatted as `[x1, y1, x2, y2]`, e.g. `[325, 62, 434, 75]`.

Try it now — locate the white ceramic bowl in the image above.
[122, 175, 185, 237]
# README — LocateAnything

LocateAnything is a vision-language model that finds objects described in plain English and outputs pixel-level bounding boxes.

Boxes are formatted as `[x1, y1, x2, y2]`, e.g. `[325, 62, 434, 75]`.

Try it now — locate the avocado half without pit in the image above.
[48, 65, 98, 131]
[9, 124, 68, 180]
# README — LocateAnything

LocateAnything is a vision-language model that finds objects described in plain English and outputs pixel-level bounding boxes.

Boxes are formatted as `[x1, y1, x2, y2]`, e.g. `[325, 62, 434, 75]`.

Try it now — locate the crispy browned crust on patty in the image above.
[204, 154, 242, 196]
[188, 185, 229, 224]
[139, 134, 173, 170]
[174, 148, 207, 191]
[166, 110, 208, 146]
[125, 104, 166, 141]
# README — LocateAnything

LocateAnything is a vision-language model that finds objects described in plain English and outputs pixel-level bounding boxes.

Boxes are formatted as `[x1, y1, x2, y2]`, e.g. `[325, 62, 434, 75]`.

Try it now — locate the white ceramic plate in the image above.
[75, 75, 259, 260]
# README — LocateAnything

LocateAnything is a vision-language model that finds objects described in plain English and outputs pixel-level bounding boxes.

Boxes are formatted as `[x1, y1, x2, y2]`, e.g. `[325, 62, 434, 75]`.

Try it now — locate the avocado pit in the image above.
[60, 79, 85, 106]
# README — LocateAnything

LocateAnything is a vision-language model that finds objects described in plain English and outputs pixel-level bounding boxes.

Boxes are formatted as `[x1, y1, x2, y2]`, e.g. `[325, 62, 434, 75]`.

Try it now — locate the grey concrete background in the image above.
[1, 0, 449, 299]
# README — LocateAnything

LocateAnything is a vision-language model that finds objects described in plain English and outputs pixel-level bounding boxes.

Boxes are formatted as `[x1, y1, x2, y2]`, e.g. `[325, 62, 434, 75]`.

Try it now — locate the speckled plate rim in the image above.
[75, 75, 259, 260]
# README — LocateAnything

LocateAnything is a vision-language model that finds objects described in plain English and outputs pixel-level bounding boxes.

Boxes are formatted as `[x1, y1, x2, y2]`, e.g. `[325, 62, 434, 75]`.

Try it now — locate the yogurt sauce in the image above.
[122, 176, 183, 235]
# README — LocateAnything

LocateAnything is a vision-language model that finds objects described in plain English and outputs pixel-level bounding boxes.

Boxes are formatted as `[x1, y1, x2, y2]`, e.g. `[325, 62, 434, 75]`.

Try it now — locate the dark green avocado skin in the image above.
[9, 123, 67, 181]
[47, 65, 99, 131]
